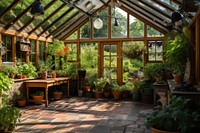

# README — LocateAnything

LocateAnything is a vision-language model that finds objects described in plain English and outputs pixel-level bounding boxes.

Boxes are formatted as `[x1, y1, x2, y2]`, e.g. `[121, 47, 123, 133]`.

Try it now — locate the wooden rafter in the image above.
[4, 2, 34, 30]
[18, 0, 58, 33]
[28, 3, 66, 35]
[123, 1, 168, 28]
[137, 0, 171, 19]
[151, 0, 176, 12]
[59, 16, 88, 40]
[120, 2, 167, 34]
[46, 11, 79, 38]
[39, 7, 74, 37]
[54, 14, 84, 39]
[126, 0, 170, 25]
[0, 0, 22, 20]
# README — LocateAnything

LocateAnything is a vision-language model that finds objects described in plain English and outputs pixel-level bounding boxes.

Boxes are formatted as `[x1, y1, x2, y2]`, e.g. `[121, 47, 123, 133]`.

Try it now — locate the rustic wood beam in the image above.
[60, 17, 89, 40]
[4, 2, 34, 30]
[54, 14, 85, 39]
[0, 0, 22, 20]
[28, 3, 66, 35]
[120, 2, 167, 34]
[18, 0, 58, 33]
[39, 7, 74, 37]
[46, 11, 79, 38]
[151, 0, 176, 12]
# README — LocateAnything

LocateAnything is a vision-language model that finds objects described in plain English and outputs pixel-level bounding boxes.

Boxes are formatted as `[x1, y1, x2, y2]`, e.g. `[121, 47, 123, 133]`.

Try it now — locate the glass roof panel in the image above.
[160, 0, 179, 10]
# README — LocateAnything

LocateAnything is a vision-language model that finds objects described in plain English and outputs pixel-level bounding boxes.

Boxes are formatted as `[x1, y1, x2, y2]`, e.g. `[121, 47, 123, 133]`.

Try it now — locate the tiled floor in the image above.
[15, 97, 153, 133]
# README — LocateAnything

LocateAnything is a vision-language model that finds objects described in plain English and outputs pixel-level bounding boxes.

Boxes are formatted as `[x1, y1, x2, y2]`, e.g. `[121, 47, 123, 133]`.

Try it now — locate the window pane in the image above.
[129, 15, 144, 37]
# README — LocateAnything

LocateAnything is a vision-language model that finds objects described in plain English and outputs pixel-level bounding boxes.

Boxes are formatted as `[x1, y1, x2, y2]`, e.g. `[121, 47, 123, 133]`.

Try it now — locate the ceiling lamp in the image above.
[171, 11, 183, 27]
[114, 18, 119, 26]
[30, 0, 44, 18]
[94, 16, 103, 29]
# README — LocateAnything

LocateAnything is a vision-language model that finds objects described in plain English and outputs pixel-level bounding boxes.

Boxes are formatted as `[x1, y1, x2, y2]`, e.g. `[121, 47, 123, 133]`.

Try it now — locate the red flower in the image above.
[64, 51, 68, 56]
[57, 50, 61, 55]
[64, 46, 69, 51]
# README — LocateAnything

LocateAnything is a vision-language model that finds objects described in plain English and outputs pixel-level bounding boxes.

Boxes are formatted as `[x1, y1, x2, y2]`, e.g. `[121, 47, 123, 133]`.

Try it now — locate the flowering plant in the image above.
[93, 77, 110, 92]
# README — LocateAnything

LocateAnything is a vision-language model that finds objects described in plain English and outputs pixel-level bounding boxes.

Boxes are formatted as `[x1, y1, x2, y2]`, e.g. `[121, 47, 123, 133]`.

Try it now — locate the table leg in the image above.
[67, 80, 70, 97]
[45, 87, 48, 107]
[26, 86, 29, 105]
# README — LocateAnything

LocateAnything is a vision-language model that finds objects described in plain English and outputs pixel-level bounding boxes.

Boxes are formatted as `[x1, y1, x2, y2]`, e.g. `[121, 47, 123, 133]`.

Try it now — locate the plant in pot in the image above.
[93, 77, 110, 99]
[127, 78, 141, 101]
[144, 63, 156, 81]
[38, 59, 54, 79]
[53, 91, 63, 100]
[112, 82, 123, 101]
[165, 31, 191, 84]
[32, 91, 44, 105]
[0, 105, 21, 132]
[140, 80, 154, 104]
[1, 65, 18, 78]
[16, 94, 26, 107]
[146, 96, 200, 133]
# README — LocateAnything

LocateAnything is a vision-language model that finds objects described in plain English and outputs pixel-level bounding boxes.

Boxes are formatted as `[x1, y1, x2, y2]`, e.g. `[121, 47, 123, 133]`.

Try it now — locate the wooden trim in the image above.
[18, 0, 58, 32]
[46, 11, 79, 38]
[35, 40, 39, 69]
[12, 36, 17, 63]
[29, 3, 66, 35]
[0, 0, 22, 20]
[39, 7, 74, 37]
[4, 2, 34, 30]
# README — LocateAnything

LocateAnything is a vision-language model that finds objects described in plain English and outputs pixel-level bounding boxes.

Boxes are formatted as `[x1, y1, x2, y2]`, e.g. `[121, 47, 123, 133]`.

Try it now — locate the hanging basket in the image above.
[123, 51, 143, 59]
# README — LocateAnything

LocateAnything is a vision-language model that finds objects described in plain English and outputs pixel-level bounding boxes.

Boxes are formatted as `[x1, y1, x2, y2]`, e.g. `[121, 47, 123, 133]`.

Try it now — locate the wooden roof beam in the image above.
[120, 3, 168, 34]
[46, 11, 79, 38]
[28, 3, 66, 35]
[39, 7, 74, 37]
[18, 0, 58, 33]
[150, 0, 176, 12]
[0, 0, 22, 20]
[124, 0, 169, 27]
[59, 16, 89, 40]
[4, 2, 34, 30]
[54, 14, 85, 39]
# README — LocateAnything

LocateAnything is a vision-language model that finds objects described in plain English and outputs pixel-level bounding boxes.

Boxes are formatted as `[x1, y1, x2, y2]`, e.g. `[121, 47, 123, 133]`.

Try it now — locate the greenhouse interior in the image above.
[0, 0, 200, 133]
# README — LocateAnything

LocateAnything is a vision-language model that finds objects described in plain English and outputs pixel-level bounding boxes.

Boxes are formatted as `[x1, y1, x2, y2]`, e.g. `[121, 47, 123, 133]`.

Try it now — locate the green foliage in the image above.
[146, 96, 200, 133]
[17, 63, 38, 77]
[94, 77, 110, 92]
[38, 58, 54, 73]
[46, 39, 65, 56]
[165, 32, 191, 75]
[1, 65, 18, 78]
[0, 73, 13, 107]
[0, 105, 21, 130]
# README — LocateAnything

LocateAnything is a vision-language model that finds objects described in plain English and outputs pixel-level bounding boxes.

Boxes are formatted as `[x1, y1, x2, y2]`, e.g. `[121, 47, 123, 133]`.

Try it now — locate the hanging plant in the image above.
[123, 42, 146, 59]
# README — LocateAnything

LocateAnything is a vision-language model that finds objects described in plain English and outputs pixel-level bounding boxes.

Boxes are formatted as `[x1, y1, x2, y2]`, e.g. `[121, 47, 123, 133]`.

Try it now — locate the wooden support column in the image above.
[35, 40, 39, 68]
[12, 35, 17, 64]
[0, 33, 2, 68]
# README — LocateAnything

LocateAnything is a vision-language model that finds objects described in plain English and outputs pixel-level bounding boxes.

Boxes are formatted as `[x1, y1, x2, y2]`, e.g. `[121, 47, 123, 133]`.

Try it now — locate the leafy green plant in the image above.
[1, 65, 18, 78]
[146, 96, 200, 133]
[94, 77, 110, 92]
[0, 73, 13, 107]
[0, 105, 21, 131]
[165, 32, 191, 76]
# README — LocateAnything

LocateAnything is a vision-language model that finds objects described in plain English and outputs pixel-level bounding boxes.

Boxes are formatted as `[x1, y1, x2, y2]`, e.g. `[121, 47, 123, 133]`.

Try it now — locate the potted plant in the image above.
[38, 59, 54, 79]
[0, 105, 21, 132]
[165, 31, 191, 84]
[52, 71, 57, 78]
[1, 65, 18, 78]
[32, 91, 44, 105]
[93, 77, 110, 99]
[53, 91, 63, 100]
[112, 82, 123, 101]
[16, 94, 26, 107]
[146, 96, 200, 133]
[140, 80, 154, 104]
[127, 78, 141, 101]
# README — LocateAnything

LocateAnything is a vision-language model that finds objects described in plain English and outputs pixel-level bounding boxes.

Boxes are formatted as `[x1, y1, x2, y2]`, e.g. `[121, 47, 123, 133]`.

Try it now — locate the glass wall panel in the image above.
[129, 15, 144, 37]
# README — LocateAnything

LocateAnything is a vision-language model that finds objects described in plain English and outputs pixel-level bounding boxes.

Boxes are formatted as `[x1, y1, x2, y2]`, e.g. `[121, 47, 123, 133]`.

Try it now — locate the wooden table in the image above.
[167, 79, 200, 103]
[24, 77, 70, 107]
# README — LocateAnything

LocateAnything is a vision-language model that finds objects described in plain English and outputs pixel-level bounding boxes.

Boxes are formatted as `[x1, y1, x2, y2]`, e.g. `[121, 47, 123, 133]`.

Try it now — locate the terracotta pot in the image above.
[85, 86, 91, 92]
[33, 95, 44, 105]
[17, 100, 26, 107]
[112, 91, 122, 101]
[52, 73, 56, 78]
[95, 91, 102, 99]
[54, 92, 63, 100]
[151, 127, 180, 133]
[17, 75, 23, 79]
[41, 71, 47, 79]
[173, 74, 183, 84]
[103, 91, 111, 98]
